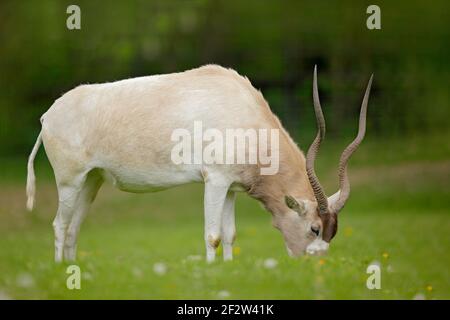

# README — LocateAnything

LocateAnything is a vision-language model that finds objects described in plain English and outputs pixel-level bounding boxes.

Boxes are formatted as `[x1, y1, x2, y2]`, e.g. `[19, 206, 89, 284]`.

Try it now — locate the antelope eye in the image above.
[311, 225, 320, 236]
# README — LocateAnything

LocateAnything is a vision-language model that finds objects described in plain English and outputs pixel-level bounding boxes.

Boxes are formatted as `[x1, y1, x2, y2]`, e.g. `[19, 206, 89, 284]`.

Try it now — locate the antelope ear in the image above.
[285, 195, 306, 216]
[327, 190, 341, 214]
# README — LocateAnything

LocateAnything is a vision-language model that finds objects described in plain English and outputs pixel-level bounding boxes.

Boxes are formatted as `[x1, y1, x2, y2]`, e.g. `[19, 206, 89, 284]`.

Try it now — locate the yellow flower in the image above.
[382, 252, 389, 259]
[318, 259, 326, 266]
[233, 246, 241, 255]
[344, 227, 353, 237]
[426, 285, 433, 292]
[79, 251, 89, 258]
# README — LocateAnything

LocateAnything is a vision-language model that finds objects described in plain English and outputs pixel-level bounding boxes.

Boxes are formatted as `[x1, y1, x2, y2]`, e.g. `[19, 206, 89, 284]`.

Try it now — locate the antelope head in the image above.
[280, 66, 373, 256]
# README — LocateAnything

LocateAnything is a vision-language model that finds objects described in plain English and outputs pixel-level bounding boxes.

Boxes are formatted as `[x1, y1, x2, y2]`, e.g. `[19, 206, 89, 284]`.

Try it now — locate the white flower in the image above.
[82, 271, 93, 281]
[413, 293, 426, 300]
[0, 291, 12, 300]
[132, 267, 143, 278]
[153, 262, 167, 276]
[187, 255, 202, 261]
[217, 290, 230, 298]
[16, 273, 34, 288]
[263, 258, 278, 269]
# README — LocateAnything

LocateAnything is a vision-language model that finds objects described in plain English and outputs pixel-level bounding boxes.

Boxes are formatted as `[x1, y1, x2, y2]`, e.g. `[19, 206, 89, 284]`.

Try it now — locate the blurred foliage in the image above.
[0, 0, 449, 155]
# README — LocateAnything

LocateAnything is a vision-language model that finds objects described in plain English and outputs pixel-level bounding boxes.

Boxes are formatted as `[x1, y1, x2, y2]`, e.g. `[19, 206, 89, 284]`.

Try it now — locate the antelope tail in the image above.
[26, 131, 42, 211]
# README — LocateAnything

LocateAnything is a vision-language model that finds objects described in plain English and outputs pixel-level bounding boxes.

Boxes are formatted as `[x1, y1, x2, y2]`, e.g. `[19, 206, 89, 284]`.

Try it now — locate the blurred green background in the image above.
[0, 0, 449, 299]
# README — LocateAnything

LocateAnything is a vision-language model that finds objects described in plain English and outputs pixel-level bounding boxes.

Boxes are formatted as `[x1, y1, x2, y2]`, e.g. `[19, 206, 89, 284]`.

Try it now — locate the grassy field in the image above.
[0, 136, 449, 299]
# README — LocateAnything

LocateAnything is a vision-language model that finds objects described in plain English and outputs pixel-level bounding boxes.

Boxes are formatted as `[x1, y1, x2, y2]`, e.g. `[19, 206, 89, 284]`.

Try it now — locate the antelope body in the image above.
[26, 65, 372, 262]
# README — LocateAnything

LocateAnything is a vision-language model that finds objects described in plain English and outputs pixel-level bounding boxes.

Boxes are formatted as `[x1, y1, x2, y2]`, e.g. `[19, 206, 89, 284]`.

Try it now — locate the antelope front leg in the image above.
[222, 191, 236, 261]
[203, 178, 230, 263]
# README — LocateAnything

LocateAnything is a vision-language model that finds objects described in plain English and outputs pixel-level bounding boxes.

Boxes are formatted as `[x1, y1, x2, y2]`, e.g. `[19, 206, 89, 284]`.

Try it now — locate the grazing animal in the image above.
[26, 64, 372, 262]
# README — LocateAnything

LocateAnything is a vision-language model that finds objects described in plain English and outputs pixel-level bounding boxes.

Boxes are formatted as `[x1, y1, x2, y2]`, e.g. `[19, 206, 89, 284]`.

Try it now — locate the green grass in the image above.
[0, 137, 449, 299]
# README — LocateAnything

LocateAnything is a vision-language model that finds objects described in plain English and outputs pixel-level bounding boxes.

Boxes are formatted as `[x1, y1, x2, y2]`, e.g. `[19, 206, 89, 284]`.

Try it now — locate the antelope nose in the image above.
[306, 248, 327, 256]
[306, 239, 329, 256]
[311, 224, 320, 236]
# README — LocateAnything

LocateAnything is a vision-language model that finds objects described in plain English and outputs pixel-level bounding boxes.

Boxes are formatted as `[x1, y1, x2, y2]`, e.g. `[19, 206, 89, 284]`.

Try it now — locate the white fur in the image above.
[328, 190, 341, 214]
[221, 191, 236, 261]
[306, 239, 329, 255]
[26, 65, 332, 262]
[26, 132, 42, 211]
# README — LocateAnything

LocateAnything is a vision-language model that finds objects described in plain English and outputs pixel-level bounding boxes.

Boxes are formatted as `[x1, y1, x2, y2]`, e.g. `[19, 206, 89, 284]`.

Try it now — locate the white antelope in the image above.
[26, 64, 372, 262]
